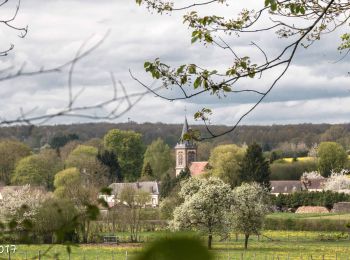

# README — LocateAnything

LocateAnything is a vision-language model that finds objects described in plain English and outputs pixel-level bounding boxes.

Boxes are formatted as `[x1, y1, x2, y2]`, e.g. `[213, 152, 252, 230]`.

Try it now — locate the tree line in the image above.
[1, 123, 350, 153]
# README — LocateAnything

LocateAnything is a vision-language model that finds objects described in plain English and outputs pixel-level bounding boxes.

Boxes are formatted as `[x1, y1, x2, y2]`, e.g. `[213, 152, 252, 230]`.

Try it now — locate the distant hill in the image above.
[0, 122, 350, 151]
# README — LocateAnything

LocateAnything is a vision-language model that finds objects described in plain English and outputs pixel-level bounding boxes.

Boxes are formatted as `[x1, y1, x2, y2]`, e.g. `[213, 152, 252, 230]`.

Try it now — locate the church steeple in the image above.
[175, 116, 197, 176]
[179, 116, 190, 144]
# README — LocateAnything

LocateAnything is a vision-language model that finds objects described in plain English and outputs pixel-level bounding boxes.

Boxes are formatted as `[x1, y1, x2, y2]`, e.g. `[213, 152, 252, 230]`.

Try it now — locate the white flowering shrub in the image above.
[301, 171, 324, 180]
[323, 169, 350, 191]
[0, 185, 48, 222]
[231, 182, 269, 249]
[171, 177, 232, 249]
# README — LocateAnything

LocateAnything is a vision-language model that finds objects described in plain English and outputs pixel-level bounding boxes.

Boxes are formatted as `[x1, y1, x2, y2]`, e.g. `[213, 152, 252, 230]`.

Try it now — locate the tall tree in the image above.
[197, 142, 213, 161]
[11, 149, 62, 190]
[59, 141, 81, 162]
[239, 143, 271, 189]
[119, 186, 150, 242]
[317, 142, 348, 177]
[142, 138, 173, 180]
[54, 167, 100, 243]
[104, 129, 145, 181]
[171, 177, 232, 249]
[209, 144, 246, 187]
[97, 149, 122, 182]
[49, 134, 79, 152]
[34, 197, 78, 243]
[66, 145, 109, 187]
[231, 182, 269, 249]
[159, 173, 175, 198]
[141, 162, 154, 181]
[0, 139, 32, 185]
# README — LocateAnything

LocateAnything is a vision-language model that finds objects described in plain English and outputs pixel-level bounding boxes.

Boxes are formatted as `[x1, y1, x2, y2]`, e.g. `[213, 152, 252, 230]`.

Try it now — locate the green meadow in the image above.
[3, 230, 350, 260]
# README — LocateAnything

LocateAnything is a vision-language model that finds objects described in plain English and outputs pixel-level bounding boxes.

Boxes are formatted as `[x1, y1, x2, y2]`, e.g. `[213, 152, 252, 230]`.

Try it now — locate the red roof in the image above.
[190, 162, 209, 176]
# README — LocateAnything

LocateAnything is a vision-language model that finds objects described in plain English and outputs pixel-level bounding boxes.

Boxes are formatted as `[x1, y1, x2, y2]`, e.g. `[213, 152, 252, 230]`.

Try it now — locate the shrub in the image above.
[264, 218, 349, 232]
[272, 191, 350, 209]
[271, 161, 318, 180]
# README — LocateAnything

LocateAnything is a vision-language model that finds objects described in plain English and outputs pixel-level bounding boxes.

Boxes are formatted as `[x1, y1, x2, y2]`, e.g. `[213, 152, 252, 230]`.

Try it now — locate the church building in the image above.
[175, 117, 209, 177]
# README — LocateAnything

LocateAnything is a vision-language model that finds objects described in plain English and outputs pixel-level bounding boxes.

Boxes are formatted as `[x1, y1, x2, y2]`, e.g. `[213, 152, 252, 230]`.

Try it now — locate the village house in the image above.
[270, 178, 327, 196]
[301, 176, 327, 192]
[270, 180, 304, 195]
[101, 181, 160, 208]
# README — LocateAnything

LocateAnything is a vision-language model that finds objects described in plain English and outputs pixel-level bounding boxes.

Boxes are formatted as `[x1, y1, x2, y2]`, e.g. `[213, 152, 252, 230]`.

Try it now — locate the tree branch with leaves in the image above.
[133, 0, 349, 139]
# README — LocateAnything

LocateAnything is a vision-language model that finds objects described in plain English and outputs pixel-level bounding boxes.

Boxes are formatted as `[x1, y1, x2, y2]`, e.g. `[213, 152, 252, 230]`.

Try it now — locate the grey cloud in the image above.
[0, 0, 349, 126]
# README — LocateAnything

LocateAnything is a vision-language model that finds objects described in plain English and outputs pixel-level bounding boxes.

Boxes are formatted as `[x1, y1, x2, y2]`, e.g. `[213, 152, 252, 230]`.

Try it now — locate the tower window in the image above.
[188, 151, 196, 164]
[178, 152, 183, 166]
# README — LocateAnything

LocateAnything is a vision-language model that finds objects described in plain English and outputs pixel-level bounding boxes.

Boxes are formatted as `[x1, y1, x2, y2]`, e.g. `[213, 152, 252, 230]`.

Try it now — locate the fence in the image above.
[1, 231, 350, 260]
[2, 251, 350, 260]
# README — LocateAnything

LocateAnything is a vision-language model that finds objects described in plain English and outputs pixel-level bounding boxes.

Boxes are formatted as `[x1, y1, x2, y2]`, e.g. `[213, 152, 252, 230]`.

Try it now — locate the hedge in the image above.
[271, 191, 350, 209]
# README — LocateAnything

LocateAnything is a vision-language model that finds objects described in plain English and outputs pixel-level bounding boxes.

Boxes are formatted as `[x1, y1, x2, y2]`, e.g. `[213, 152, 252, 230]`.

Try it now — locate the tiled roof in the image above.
[270, 180, 303, 194]
[189, 162, 209, 176]
[304, 178, 326, 190]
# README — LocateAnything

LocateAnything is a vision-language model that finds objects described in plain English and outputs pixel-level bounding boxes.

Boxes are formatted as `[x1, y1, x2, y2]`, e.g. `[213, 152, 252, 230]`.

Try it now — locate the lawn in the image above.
[267, 212, 350, 220]
[3, 231, 350, 260]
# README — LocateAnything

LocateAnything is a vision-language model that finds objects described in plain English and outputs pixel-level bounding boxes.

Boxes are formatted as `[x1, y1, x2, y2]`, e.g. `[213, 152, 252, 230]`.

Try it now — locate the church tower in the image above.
[175, 117, 197, 176]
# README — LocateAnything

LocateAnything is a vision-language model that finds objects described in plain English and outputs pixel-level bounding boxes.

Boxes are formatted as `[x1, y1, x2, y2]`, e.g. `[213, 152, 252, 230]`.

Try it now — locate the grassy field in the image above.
[267, 212, 350, 220]
[3, 230, 350, 260]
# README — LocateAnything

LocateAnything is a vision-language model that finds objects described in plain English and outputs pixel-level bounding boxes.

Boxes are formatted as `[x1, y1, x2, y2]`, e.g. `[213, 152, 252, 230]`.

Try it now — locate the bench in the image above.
[103, 235, 119, 244]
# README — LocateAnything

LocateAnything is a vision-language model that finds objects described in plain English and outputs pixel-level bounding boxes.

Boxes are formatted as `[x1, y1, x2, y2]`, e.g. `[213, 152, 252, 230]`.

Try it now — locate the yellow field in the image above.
[281, 155, 350, 163]
[282, 157, 315, 163]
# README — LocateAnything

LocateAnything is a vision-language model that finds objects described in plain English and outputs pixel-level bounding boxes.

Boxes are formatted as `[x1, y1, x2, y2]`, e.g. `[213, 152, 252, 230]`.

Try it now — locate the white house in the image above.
[101, 181, 160, 208]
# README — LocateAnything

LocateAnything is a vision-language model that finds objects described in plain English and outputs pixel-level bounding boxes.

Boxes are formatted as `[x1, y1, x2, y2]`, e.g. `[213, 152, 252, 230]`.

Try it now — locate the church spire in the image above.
[175, 115, 197, 177]
[179, 116, 189, 143]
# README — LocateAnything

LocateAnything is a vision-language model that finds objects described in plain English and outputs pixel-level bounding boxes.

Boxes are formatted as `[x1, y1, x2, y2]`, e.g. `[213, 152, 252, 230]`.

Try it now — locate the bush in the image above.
[271, 191, 350, 209]
[270, 161, 318, 180]
[318, 232, 348, 241]
[264, 218, 349, 232]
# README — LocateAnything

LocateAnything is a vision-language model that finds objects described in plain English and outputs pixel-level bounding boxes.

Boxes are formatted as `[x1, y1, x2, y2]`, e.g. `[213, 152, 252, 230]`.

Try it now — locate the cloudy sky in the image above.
[0, 0, 349, 126]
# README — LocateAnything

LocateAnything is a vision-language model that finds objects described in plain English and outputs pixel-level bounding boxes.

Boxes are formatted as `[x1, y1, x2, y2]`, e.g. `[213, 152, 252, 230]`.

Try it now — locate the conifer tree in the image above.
[141, 162, 154, 181]
[160, 173, 174, 198]
[97, 149, 122, 182]
[239, 143, 271, 189]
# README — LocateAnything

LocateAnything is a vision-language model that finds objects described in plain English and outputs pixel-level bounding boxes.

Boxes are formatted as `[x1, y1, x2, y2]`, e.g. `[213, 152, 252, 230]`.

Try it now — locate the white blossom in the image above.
[301, 171, 324, 180]
[170, 177, 233, 248]
[323, 169, 350, 191]
[231, 182, 269, 235]
[0, 185, 48, 221]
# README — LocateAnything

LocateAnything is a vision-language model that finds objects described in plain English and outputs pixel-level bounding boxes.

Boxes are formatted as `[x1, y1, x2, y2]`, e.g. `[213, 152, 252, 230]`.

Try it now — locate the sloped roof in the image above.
[109, 182, 159, 196]
[176, 116, 196, 148]
[305, 178, 326, 190]
[190, 162, 209, 176]
[180, 117, 189, 142]
[270, 180, 303, 194]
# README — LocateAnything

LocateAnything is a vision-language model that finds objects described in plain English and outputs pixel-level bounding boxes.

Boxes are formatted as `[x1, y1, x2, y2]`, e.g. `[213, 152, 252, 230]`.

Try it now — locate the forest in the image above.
[1, 122, 350, 152]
